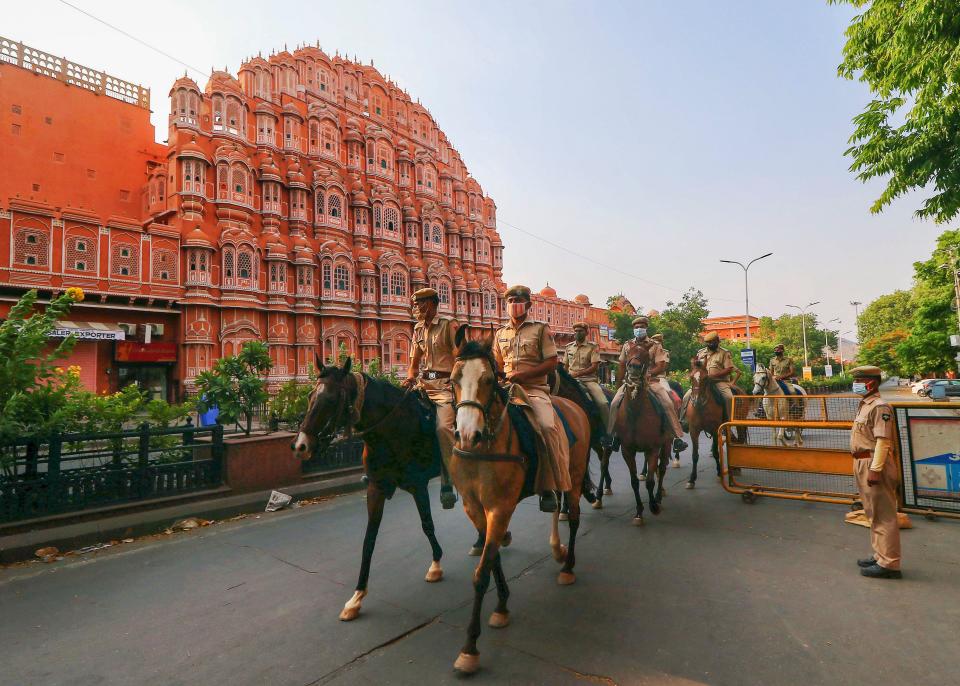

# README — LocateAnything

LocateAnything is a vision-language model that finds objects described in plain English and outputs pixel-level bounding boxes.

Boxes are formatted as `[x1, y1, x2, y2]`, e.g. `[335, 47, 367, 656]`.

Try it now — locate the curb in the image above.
[0, 469, 366, 564]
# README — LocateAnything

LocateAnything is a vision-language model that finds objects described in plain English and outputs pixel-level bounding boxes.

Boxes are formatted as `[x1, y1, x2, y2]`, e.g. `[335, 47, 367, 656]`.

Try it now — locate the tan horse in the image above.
[594, 344, 671, 523]
[448, 328, 591, 675]
[684, 358, 745, 488]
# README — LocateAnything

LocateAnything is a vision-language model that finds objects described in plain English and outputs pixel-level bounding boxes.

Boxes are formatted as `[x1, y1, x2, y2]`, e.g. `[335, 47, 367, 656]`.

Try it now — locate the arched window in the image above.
[308, 120, 320, 154]
[321, 121, 338, 157]
[380, 270, 390, 297]
[238, 250, 253, 281]
[376, 142, 392, 172]
[384, 207, 399, 234]
[111, 242, 139, 278]
[334, 264, 350, 291]
[322, 261, 332, 291]
[439, 281, 451, 306]
[315, 191, 325, 219]
[231, 164, 248, 201]
[328, 194, 342, 222]
[263, 182, 280, 214]
[223, 248, 235, 285]
[226, 98, 243, 136]
[391, 271, 406, 297]
[14, 228, 49, 267]
[66, 234, 95, 273]
[182, 160, 205, 194]
[373, 204, 382, 230]
[432, 225, 443, 246]
[152, 248, 177, 282]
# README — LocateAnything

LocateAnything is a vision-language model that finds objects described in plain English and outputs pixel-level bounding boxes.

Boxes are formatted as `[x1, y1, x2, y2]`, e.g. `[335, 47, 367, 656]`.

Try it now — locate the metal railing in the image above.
[0, 424, 224, 523]
[0, 35, 150, 109]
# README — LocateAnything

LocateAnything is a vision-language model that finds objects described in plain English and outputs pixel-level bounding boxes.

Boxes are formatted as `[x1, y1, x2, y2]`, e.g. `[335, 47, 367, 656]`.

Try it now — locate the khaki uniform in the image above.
[412, 316, 458, 467]
[681, 346, 737, 421]
[609, 338, 683, 439]
[769, 355, 796, 379]
[564, 339, 610, 429]
[851, 394, 901, 570]
[494, 320, 571, 492]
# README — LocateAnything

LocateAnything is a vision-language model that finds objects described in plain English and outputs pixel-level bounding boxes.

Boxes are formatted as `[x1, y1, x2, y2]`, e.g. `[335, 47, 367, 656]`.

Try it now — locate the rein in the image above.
[452, 352, 521, 465]
[304, 372, 412, 446]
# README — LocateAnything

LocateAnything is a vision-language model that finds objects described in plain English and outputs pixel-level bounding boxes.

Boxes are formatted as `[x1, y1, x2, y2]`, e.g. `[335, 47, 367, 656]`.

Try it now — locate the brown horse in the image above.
[292, 357, 446, 622]
[449, 329, 591, 675]
[594, 344, 670, 523]
[684, 358, 744, 488]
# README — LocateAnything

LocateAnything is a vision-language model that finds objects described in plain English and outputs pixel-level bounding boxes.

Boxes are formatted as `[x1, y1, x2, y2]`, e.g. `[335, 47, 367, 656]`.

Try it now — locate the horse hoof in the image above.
[488, 611, 510, 628]
[661, 489, 667, 498]
[454, 652, 480, 674]
[468, 546, 482, 557]
[686, 481, 695, 489]
[672, 459, 681, 468]
[425, 561, 443, 583]
[591, 500, 603, 510]
[603, 488, 613, 496]
[557, 572, 576, 586]
[632, 517, 644, 526]
[651, 506, 661, 516]
[501, 531, 513, 547]
[339, 590, 366, 621]
[558, 512, 569, 522]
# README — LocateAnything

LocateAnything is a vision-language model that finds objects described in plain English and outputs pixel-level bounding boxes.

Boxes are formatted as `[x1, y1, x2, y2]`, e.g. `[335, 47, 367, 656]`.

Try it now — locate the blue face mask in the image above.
[852, 382, 869, 395]
[633, 327, 647, 339]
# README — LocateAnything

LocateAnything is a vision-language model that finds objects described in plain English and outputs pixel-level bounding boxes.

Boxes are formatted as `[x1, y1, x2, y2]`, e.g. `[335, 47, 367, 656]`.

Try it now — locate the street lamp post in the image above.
[826, 318, 840, 365]
[840, 330, 852, 376]
[786, 301, 821, 367]
[850, 301, 862, 340]
[720, 252, 773, 347]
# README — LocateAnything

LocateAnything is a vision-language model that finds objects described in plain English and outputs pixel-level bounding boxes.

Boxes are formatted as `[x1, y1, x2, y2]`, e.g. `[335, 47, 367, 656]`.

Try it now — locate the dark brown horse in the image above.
[449, 330, 591, 674]
[684, 358, 745, 488]
[292, 357, 445, 621]
[594, 345, 670, 523]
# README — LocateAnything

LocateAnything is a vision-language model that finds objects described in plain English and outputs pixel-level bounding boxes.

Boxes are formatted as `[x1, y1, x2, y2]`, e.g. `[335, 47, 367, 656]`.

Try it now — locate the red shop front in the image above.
[115, 341, 178, 402]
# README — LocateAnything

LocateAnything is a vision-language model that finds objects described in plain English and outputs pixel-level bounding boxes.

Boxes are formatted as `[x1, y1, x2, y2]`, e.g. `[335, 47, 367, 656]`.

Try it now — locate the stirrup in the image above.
[539, 491, 558, 513]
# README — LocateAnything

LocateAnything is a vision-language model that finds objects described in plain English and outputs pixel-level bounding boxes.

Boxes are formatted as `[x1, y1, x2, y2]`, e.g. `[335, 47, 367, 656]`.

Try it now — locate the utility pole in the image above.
[943, 247, 960, 374]
[840, 330, 852, 376]
[826, 318, 840, 365]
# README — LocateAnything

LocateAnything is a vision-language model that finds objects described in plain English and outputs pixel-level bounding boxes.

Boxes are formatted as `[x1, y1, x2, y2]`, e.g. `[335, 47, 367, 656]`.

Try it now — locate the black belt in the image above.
[421, 370, 451, 381]
[852, 450, 872, 459]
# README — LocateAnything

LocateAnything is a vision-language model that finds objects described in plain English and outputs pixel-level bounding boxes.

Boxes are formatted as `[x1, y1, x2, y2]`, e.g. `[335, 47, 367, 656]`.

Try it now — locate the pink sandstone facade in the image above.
[0, 38, 506, 398]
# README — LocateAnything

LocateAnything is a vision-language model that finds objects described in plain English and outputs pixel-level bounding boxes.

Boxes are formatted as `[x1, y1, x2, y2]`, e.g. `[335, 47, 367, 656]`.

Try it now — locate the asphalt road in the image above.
[1, 444, 958, 686]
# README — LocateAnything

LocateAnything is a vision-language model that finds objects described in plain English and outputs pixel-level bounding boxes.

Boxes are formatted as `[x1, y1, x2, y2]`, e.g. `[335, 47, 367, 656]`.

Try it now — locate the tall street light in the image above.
[850, 300, 862, 340]
[720, 252, 773, 347]
[786, 300, 821, 366]
[840, 330, 852, 376]
[826, 318, 840, 364]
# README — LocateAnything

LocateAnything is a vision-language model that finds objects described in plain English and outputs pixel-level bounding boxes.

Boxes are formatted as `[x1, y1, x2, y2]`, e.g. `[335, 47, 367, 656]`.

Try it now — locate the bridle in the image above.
[451, 353, 521, 465]
[301, 371, 412, 446]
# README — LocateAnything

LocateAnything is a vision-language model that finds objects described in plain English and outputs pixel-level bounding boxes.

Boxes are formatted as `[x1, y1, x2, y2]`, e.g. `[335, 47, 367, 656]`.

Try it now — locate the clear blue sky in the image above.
[6, 0, 940, 333]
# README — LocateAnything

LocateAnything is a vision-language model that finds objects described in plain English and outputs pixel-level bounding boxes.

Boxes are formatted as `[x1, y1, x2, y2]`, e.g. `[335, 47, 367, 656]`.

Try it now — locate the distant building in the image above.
[702, 315, 760, 342]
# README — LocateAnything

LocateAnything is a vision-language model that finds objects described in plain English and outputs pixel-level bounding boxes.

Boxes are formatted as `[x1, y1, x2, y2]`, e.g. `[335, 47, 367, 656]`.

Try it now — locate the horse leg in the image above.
[656, 444, 668, 504]
[455, 514, 509, 675]
[412, 483, 444, 583]
[559, 492, 569, 522]
[623, 448, 644, 525]
[712, 433, 722, 478]
[687, 427, 699, 489]
[469, 529, 484, 557]
[593, 447, 610, 509]
[646, 450, 660, 515]
[796, 427, 804, 447]
[488, 551, 511, 628]
[340, 481, 385, 621]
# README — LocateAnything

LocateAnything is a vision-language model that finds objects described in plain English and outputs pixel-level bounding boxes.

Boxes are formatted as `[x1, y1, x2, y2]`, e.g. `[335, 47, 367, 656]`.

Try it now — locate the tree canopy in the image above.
[834, 0, 960, 223]
[857, 290, 913, 343]
[649, 288, 709, 370]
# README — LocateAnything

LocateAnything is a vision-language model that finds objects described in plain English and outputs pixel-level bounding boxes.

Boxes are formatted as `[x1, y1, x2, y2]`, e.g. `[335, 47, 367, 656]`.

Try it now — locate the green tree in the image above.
[859, 329, 909, 376]
[857, 290, 913, 343]
[763, 313, 824, 364]
[834, 1, 960, 223]
[649, 288, 709, 371]
[195, 341, 272, 435]
[894, 229, 960, 374]
[0, 288, 83, 445]
[607, 309, 635, 345]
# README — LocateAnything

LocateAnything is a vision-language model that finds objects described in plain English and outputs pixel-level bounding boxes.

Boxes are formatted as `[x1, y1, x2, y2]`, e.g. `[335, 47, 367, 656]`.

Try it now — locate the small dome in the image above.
[169, 75, 200, 95]
[539, 284, 557, 298]
[183, 225, 212, 246]
[574, 294, 591, 305]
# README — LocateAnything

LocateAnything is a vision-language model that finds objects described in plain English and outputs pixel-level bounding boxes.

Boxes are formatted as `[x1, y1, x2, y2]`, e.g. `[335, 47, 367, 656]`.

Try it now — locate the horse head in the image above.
[292, 354, 356, 455]
[752, 363, 771, 395]
[451, 326, 504, 451]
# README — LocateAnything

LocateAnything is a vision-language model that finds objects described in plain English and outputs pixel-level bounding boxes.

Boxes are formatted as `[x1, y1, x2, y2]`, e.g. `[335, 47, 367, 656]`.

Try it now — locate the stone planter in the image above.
[222, 431, 301, 493]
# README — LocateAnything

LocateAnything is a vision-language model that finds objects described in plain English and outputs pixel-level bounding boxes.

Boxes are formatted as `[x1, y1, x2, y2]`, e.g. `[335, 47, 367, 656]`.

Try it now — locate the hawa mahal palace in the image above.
[0, 38, 619, 400]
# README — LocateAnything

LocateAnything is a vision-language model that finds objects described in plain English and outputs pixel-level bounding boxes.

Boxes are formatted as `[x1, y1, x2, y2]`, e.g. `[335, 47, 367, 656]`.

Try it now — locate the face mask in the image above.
[507, 302, 527, 318]
[707, 342, 719, 351]
[775, 351, 783, 357]
[633, 327, 647, 339]
[852, 381, 869, 395]
[575, 332, 586, 342]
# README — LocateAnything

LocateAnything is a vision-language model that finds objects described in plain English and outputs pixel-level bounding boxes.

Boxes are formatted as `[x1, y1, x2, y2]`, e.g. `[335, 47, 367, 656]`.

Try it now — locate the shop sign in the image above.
[115, 341, 178, 363]
[49, 322, 125, 341]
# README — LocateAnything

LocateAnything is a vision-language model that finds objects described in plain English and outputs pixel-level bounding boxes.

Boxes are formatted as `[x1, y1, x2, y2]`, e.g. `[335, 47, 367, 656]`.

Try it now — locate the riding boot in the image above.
[539, 490, 558, 513]
[672, 437, 688, 452]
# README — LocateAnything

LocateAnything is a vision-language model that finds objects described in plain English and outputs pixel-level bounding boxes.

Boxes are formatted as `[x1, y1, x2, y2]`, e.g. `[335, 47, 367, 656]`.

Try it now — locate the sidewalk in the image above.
[0, 468, 364, 564]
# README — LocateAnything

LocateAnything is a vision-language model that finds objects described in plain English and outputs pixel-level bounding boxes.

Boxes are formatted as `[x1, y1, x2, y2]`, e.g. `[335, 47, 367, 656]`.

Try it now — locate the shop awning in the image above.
[49, 321, 126, 341]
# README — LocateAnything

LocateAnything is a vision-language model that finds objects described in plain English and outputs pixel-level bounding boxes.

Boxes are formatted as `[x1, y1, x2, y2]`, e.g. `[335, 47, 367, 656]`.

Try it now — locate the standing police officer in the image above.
[849, 365, 902, 579]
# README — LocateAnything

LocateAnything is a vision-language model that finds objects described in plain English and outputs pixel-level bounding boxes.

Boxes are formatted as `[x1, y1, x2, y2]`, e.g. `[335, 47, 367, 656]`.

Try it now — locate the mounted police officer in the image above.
[608, 316, 688, 453]
[769, 344, 797, 394]
[404, 287, 458, 509]
[564, 322, 611, 444]
[494, 284, 571, 513]
[849, 365, 902, 579]
[681, 331, 742, 424]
